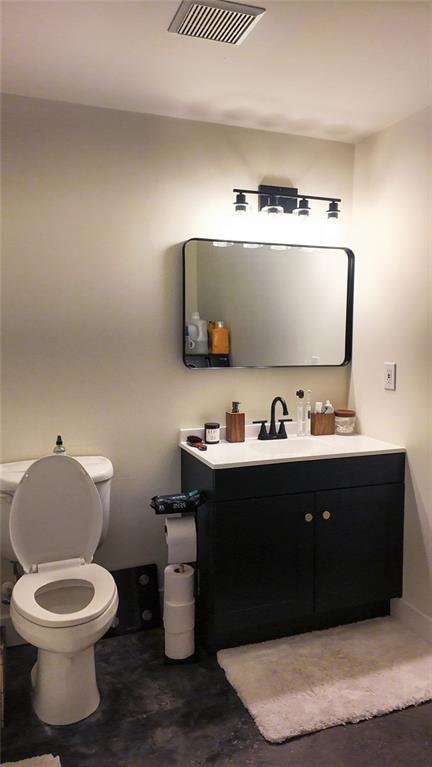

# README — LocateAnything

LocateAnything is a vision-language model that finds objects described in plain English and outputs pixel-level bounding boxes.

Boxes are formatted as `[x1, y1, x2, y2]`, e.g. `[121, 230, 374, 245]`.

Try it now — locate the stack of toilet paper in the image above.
[164, 515, 197, 660]
[163, 564, 195, 660]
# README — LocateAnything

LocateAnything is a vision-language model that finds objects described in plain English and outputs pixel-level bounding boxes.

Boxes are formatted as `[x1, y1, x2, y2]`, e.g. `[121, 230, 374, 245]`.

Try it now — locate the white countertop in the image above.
[179, 426, 405, 470]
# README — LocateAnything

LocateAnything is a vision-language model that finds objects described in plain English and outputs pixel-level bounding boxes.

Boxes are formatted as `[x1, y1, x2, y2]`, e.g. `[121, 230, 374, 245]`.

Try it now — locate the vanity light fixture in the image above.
[327, 200, 340, 220]
[232, 184, 342, 224]
[243, 243, 263, 248]
[213, 241, 234, 247]
[234, 192, 248, 214]
[295, 198, 310, 217]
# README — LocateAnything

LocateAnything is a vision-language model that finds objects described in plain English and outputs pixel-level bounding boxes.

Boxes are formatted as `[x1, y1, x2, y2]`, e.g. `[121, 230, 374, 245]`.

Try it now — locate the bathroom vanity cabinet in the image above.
[181, 449, 405, 651]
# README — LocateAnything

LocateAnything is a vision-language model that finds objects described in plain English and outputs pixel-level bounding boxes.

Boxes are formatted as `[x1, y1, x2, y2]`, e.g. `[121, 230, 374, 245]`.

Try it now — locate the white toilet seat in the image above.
[11, 562, 117, 628]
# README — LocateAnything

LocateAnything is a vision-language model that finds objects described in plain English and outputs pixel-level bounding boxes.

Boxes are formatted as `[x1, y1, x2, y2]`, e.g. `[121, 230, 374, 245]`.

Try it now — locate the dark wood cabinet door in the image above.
[315, 484, 404, 612]
[210, 493, 315, 617]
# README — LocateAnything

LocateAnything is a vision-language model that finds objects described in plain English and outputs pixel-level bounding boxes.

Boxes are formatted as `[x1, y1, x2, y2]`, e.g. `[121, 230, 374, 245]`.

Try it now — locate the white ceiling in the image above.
[2, 1, 432, 143]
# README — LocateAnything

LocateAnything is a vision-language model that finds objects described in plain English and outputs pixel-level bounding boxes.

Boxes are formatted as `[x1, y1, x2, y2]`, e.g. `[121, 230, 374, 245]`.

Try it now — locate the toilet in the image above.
[3, 454, 118, 725]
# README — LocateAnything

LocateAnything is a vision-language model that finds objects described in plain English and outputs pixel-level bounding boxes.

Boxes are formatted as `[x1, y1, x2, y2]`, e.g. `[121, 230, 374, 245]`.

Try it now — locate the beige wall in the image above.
[2, 95, 353, 577]
[350, 107, 432, 626]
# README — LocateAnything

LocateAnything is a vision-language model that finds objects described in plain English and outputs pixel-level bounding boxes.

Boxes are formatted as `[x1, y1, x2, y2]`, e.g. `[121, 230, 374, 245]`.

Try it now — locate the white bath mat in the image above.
[1, 756, 60, 767]
[217, 617, 432, 742]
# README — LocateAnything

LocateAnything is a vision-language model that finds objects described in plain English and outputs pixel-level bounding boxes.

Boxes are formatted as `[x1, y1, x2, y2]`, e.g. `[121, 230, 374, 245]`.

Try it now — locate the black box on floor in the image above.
[105, 564, 162, 638]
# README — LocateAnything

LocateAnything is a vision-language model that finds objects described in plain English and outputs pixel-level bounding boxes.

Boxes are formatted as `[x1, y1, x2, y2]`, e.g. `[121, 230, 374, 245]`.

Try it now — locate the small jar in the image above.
[204, 422, 220, 444]
[335, 409, 356, 435]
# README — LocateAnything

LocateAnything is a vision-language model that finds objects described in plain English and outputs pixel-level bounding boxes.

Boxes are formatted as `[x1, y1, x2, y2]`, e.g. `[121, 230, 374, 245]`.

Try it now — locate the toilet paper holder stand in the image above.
[151, 490, 203, 665]
[151, 491, 202, 575]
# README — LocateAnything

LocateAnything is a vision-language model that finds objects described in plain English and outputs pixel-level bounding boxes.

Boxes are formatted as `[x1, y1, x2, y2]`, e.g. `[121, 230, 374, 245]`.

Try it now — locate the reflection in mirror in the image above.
[183, 239, 354, 368]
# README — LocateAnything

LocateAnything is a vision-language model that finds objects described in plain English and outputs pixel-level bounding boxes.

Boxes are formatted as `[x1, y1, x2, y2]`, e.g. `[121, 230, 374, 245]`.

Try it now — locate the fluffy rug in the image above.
[1, 757, 60, 767]
[217, 617, 432, 742]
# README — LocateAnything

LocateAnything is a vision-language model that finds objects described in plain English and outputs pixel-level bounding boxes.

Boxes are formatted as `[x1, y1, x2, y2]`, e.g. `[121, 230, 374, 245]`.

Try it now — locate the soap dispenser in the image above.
[53, 435, 66, 453]
[226, 401, 245, 443]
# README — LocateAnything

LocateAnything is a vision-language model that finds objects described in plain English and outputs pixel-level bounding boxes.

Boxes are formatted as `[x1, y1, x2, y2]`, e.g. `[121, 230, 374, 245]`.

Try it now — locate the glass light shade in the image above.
[295, 198, 310, 217]
[234, 192, 248, 215]
[262, 205, 284, 216]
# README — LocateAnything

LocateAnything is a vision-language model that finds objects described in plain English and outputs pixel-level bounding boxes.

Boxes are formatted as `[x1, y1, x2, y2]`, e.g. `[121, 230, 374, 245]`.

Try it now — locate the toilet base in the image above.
[32, 646, 100, 725]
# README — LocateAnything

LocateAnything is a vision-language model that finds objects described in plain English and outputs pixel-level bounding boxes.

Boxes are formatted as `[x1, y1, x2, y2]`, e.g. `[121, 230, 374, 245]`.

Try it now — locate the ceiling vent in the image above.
[168, 0, 266, 45]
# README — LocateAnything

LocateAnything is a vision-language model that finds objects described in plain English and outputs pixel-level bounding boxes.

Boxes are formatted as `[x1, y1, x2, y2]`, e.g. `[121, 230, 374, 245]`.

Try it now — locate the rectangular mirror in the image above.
[183, 238, 354, 368]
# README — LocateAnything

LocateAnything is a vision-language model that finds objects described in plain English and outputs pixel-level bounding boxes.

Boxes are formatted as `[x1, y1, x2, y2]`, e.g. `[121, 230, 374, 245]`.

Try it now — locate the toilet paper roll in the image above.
[165, 515, 196, 564]
[165, 629, 194, 660]
[163, 600, 195, 633]
[164, 564, 194, 605]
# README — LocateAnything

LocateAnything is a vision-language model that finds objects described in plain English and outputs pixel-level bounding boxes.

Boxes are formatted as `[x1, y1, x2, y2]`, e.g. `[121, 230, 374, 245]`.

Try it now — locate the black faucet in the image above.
[253, 396, 292, 440]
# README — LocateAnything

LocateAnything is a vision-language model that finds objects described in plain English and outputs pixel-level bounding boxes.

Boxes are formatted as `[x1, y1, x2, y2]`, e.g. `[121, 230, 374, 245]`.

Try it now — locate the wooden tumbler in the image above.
[311, 413, 335, 435]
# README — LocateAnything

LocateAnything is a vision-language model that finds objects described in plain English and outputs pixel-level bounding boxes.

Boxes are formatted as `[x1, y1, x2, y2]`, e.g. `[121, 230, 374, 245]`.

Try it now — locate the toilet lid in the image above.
[10, 455, 103, 573]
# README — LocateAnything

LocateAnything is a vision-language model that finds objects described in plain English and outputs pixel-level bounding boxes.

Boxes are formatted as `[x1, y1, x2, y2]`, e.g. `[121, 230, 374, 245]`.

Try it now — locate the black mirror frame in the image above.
[182, 238, 354, 369]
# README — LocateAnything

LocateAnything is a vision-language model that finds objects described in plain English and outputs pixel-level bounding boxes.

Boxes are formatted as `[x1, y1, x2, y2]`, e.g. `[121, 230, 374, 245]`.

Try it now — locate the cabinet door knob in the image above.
[322, 510, 331, 520]
[305, 513, 313, 523]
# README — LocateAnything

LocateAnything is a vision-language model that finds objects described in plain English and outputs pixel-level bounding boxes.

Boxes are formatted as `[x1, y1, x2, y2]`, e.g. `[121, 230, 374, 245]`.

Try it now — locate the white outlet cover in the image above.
[384, 362, 396, 391]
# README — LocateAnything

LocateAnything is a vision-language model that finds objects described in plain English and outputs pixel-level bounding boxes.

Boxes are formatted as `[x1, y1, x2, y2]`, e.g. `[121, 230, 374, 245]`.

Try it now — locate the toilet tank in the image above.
[0, 456, 114, 562]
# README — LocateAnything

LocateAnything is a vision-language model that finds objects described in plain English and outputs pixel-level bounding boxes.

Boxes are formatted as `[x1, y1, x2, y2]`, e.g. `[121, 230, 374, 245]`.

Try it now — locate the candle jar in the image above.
[204, 422, 220, 444]
[335, 409, 356, 435]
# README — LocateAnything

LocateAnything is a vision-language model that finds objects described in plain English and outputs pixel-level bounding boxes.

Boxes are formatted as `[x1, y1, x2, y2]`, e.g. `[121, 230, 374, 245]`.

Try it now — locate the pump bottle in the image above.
[296, 390, 304, 437]
[226, 401, 245, 443]
[305, 390, 312, 436]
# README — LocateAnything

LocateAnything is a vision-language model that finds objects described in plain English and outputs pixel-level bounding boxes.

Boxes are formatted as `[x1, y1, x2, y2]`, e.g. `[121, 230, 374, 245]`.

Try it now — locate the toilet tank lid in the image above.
[0, 455, 113, 495]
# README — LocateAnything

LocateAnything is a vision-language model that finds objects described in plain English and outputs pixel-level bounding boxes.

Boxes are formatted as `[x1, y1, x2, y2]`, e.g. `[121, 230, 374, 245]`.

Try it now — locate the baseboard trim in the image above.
[391, 598, 432, 644]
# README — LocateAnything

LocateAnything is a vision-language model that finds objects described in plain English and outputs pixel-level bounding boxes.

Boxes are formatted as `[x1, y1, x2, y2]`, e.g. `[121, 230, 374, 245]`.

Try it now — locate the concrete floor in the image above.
[3, 629, 432, 767]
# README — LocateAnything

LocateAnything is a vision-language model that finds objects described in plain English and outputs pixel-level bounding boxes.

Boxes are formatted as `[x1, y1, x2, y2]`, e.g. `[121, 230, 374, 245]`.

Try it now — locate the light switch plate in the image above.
[384, 362, 396, 391]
